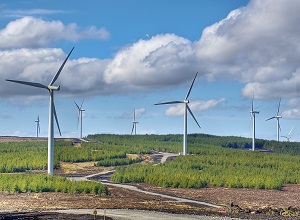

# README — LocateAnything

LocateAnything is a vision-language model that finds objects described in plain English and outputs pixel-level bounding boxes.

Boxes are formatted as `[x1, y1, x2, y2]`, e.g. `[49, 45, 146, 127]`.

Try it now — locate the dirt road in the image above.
[51, 209, 238, 220]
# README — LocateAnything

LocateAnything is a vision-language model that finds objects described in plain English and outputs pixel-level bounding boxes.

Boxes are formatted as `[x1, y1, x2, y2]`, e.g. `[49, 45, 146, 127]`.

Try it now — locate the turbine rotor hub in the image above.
[184, 100, 189, 104]
[48, 85, 60, 91]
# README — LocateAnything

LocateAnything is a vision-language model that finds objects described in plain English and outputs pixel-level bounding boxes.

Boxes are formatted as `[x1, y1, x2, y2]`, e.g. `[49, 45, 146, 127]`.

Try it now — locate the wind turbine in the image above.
[266, 98, 282, 142]
[250, 96, 259, 151]
[131, 109, 138, 135]
[75, 99, 85, 139]
[35, 115, 40, 138]
[155, 72, 201, 155]
[281, 126, 294, 142]
[6, 47, 74, 175]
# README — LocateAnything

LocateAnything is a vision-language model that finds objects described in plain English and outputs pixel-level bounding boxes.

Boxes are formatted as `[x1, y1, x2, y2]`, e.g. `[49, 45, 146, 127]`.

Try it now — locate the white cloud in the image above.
[282, 98, 300, 119]
[3, 9, 65, 17]
[104, 34, 198, 90]
[0, 16, 109, 48]
[282, 109, 300, 119]
[135, 108, 146, 118]
[165, 98, 225, 117]
[0, 48, 112, 98]
[3, 0, 300, 103]
[195, 0, 300, 100]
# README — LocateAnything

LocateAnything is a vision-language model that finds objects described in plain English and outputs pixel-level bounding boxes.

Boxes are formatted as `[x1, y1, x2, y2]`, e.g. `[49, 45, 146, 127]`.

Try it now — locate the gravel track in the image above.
[51, 209, 241, 220]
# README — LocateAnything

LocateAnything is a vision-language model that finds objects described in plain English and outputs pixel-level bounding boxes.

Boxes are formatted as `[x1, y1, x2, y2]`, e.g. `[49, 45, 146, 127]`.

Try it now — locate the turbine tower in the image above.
[131, 109, 138, 135]
[6, 47, 74, 175]
[281, 126, 294, 142]
[250, 97, 259, 151]
[266, 98, 282, 142]
[75, 100, 85, 139]
[155, 72, 201, 155]
[35, 115, 40, 138]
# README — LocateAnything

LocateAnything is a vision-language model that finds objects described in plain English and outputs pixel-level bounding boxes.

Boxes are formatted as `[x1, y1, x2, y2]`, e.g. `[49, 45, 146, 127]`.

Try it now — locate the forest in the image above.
[1, 133, 300, 192]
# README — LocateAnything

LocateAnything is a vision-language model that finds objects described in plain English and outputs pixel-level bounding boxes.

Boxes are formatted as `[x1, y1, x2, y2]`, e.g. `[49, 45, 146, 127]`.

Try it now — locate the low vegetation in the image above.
[111, 146, 300, 190]
[0, 173, 108, 194]
[1, 133, 300, 192]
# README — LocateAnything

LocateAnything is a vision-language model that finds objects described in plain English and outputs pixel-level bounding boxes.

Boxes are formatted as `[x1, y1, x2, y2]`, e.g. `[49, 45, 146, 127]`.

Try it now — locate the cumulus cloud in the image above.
[165, 98, 225, 117]
[195, 0, 300, 99]
[0, 48, 112, 98]
[282, 109, 300, 119]
[104, 34, 198, 90]
[2, 0, 300, 104]
[0, 16, 109, 48]
[282, 98, 300, 119]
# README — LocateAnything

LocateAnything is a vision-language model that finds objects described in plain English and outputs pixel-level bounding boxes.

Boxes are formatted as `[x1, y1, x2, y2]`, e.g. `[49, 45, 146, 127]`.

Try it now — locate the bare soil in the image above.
[1, 178, 300, 219]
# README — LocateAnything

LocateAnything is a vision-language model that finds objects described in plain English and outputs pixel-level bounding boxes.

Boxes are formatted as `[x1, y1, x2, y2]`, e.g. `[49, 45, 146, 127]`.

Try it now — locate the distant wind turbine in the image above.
[155, 72, 201, 155]
[6, 47, 74, 175]
[250, 96, 259, 151]
[131, 109, 138, 135]
[266, 98, 282, 142]
[75, 100, 85, 139]
[281, 126, 294, 142]
[35, 115, 40, 138]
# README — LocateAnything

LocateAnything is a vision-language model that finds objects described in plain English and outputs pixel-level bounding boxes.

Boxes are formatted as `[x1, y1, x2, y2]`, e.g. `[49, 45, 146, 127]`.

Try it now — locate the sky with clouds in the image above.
[0, 0, 300, 142]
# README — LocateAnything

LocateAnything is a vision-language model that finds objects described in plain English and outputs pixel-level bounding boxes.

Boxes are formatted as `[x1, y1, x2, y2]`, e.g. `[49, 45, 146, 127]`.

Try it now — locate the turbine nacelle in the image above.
[184, 100, 189, 104]
[48, 85, 60, 91]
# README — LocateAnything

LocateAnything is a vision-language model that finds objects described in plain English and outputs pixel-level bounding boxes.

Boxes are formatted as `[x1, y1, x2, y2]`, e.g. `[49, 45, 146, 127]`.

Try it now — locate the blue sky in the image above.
[1, 0, 300, 142]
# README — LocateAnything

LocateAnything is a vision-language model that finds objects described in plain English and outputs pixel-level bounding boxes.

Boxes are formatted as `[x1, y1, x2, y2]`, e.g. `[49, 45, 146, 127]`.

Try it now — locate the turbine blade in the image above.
[187, 105, 201, 129]
[251, 95, 254, 112]
[278, 120, 281, 132]
[133, 109, 136, 121]
[277, 98, 281, 116]
[288, 126, 294, 136]
[131, 124, 135, 135]
[249, 115, 252, 131]
[80, 99, 85, 109]
[154, 101, 183, 105]
[74, 101, 80, 110]
[53, 103, 62, 136]
[185, 72, 198, 100]
[38, 122, 41, 134]
[77, 112, 80, 130]
[49, 47, 74, 86]
[6, 79, 48, 90]
[266, 116, 276, 121]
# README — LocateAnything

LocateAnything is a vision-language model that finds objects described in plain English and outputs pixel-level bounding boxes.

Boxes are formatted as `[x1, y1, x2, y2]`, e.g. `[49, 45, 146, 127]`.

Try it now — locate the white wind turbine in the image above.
[266, 98, 282, 142]
[155, 72, 201, 155]
[6, 47, 74, 175]
[75, 99, 85, 139]
[35, 115, 40, 138]
[250, 97, 259, 151]
[281, 126, 294, 142]
[131, 109, 138, 135]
